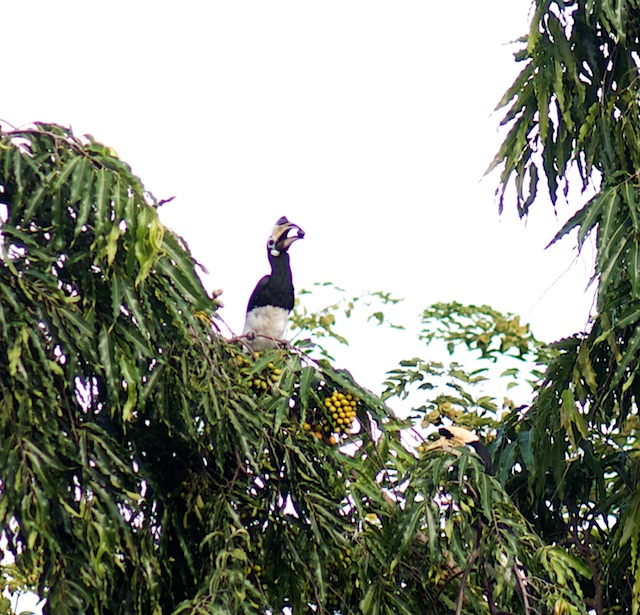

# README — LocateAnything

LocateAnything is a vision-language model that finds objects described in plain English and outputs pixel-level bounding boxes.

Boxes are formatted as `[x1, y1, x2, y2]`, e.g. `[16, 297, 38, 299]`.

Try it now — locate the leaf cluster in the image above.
[491, 2, 640, 611]
[0, 124, 594, 615]
[0, 124, 387, 613]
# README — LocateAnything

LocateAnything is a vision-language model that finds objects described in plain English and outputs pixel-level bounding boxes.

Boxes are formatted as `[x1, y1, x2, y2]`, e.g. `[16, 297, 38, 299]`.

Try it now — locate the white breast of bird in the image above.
[243, 305, 290, 351]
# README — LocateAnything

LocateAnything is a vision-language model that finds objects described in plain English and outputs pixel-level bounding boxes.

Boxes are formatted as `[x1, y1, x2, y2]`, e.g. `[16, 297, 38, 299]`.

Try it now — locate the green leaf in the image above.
[74, 168, 95, 238]
[94, 168, 113, 236]
[611, 324, 640, 390]
[598, 185, 622, 251]
[119, 352, 138, 422]
[299, 366, 315, 409]
[69, 155, 88, 205]
[105, 224, 122, 266]
[98, 325, 117, 393]
[52, 155, 80, 192]
[598, 232, 629, 298]
[630, 237, 640, 299]
[576, 342, 598, 395]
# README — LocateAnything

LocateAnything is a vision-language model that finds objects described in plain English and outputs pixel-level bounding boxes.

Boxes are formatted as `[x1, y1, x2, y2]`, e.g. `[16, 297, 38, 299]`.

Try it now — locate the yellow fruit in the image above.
[350, 400, 357, 407]
[267, 362, 275, 369]
[314, 432, 323, 440]
[346, 394, 353, 400]
[273, 368, 281, 375]
[303, 422, 311, 430]
[329, 435, 338, 445]
[270, 373, 279, 382]
[332, 413, 339, 420]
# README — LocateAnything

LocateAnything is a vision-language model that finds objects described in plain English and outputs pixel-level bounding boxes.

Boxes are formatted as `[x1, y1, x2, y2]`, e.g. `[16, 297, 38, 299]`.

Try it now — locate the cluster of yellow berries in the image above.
[248, 360, 282, 391]
[421, 400, 462, 428]
[324, 390, 359, 433]
[234, 353, 252, 368]
[302, 389, 360, 445]
[212, 288, 224, 308]
[231, 351, 282, 392]
[302, 420, 332, 443]
[337, 546, 353, 567]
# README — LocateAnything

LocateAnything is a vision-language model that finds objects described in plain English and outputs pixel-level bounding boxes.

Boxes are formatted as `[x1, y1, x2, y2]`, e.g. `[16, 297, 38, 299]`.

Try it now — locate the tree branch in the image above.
[455, 544, 479, 615]
[513, 561, 531, 615]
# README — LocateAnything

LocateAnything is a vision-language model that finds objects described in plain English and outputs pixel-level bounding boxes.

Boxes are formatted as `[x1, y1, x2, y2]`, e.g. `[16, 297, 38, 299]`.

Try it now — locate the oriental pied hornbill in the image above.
[427, 425, 493, 474]
[242, 216, 305, 351]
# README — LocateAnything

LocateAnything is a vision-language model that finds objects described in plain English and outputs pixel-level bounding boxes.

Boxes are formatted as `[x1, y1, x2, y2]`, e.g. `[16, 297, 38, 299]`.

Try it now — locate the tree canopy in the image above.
[3, 1, 640, 613]
[0, 122, 584, 614]
[491, 1, 640, 613]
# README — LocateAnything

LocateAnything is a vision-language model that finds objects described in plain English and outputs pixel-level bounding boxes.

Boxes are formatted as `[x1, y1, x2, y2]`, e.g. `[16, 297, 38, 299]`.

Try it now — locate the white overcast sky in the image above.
[3, 1, 596, 383]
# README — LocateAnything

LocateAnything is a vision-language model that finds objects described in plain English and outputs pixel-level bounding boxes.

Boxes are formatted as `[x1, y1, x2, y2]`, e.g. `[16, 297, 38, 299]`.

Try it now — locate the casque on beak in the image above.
[270, 216, 305, 253]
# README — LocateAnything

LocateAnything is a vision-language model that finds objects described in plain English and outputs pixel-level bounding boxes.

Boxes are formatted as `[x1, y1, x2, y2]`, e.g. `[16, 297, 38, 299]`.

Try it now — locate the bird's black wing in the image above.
[469, 442, 493, 475]
[246, 274, 272, 312]
[247, 276, 295, 312]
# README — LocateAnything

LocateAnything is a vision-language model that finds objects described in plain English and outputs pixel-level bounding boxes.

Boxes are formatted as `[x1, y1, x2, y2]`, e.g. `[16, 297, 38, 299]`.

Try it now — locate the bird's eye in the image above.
[268, 238, 275, 247]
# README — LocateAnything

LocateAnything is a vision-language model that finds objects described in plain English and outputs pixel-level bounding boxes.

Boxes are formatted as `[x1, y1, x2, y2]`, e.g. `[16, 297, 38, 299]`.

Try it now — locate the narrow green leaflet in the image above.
[94, 167, 113, 238]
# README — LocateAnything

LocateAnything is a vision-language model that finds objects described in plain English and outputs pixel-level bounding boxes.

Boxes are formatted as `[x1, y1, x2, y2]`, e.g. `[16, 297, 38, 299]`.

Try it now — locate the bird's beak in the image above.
[426, 435, 465, 452]
[271, 216, 305, 251]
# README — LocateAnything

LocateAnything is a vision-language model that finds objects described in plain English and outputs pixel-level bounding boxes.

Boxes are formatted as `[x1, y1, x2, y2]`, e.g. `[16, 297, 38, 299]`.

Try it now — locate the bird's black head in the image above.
[432, 425, 493, 475]
[268, 216, 305, 258]
[438, 426, 479, 444]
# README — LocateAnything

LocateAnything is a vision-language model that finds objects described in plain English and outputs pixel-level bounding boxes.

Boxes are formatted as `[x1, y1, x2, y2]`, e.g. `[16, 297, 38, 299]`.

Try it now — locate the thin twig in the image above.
[513, 561, 531, 615]
[3, 127, 87, 156]
[483, 575, 498, 615]
[455, 545, 479, 615]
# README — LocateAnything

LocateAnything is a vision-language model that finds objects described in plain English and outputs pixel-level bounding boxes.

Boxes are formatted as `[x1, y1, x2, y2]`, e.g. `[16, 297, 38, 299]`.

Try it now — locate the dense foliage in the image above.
[490, 0, 640, 612]
[0, 123, 589, 615]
